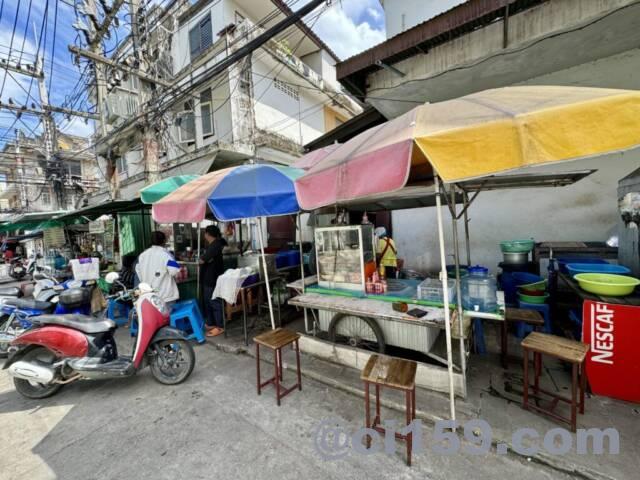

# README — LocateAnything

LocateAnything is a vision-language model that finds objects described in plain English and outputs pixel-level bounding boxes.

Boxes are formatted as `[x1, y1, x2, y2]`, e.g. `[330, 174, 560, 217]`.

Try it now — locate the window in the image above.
[200, 89, 214, 137]
[41, 191, 50, 206]
[274, 78, 299, 101]
[189, 13, 213, 60]
[67, 161, 82, 178]
[116, 156, 128, 177]
[177, 101, 196, 143]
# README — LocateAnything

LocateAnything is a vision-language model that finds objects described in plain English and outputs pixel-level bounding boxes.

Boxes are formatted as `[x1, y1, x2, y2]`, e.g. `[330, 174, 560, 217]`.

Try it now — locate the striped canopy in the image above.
[152, 164, 304, 223]
[140, 175, 199, 204]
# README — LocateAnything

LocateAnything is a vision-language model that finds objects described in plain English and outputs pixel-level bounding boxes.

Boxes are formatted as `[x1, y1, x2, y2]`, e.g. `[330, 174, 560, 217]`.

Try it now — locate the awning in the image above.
[0, 210, 69, 233]
[53, 199, 145, 222]
[292, 144, 341, 170]
[295, 86, 640, 210]
[140, 175, 199, 204]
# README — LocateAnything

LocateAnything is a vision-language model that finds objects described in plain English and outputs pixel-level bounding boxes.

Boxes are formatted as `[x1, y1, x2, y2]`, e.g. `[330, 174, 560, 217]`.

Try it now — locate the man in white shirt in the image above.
[135, 231, 180, 305]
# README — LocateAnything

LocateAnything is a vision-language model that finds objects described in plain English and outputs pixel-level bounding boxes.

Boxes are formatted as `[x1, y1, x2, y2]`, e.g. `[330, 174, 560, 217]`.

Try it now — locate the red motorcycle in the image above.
[3, 273, 195, 399]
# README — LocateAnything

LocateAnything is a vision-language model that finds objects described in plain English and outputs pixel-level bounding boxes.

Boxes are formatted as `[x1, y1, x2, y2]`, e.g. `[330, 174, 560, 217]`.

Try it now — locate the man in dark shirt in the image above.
[200, 225, 227, 337]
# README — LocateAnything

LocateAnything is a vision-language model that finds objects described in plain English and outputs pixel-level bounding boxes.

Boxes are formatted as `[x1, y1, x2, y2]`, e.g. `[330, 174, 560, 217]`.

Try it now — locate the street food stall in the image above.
[289, 85, 640, 418]
[151, 165, 308, 331]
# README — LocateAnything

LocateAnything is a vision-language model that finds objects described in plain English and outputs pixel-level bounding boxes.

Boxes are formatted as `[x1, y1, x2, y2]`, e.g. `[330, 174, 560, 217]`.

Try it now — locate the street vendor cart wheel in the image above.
[328, 313, 386, 353]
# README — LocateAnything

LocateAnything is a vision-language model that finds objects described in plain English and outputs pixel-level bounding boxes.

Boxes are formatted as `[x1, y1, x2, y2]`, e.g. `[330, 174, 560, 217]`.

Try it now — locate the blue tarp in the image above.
[206, 164, 304, 220]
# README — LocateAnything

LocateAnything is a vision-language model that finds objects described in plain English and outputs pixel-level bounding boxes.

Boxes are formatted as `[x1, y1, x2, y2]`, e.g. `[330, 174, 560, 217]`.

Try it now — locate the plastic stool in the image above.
[106, 298, 131, 327]
[516, 301, 551, 338]
[170, 299, 206, 344]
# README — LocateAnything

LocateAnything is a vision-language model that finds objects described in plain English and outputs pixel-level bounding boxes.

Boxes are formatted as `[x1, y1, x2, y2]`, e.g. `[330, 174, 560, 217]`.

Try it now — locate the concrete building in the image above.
[0, 130, 98, 215]
[335, 0, 640, 272]
[91, 0, 361, 203]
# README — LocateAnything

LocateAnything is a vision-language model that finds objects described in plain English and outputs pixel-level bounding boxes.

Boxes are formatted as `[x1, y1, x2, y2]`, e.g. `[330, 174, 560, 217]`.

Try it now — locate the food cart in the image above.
[291, 85, 640, 419]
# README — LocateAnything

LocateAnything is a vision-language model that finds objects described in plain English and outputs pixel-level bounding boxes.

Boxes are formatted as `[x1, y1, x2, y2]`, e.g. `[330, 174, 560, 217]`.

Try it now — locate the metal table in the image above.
[223, 275, 285, 346]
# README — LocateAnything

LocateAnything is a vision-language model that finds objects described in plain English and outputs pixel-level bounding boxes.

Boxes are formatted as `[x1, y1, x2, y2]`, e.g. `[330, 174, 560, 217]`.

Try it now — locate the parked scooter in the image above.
[3, 273, 195, 399]
[9, 253, 40, 280]
[0, 275, 95, 357]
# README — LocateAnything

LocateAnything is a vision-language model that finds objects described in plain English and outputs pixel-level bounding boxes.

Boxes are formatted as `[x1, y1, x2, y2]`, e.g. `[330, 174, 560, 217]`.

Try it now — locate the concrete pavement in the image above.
[0, 333, 579, 480]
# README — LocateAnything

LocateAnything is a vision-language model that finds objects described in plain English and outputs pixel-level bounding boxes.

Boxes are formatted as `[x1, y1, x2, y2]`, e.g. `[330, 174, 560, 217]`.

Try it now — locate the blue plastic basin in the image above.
[566, 263, 631, 277]
[557, 257, 608, 274]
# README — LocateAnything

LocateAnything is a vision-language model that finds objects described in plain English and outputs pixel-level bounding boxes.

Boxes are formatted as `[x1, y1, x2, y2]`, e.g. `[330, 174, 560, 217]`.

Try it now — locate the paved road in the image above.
[0, 338, 578, 480]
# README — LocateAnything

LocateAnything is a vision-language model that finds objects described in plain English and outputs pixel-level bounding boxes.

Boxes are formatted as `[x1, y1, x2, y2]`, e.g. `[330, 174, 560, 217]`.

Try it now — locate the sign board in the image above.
[583, 300, 640, 403]
[89, 220, 105, 234]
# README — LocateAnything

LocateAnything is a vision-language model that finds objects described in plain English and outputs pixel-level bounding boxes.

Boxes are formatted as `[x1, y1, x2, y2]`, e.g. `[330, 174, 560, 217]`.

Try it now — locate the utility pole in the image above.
[14, 129, 29, 211]
[79, 0, 127, 198]
[130, 0, 161, 185]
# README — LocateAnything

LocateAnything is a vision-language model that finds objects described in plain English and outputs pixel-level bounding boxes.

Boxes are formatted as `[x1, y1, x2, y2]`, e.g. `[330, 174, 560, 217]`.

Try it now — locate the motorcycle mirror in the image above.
[105, 272, 120, 284]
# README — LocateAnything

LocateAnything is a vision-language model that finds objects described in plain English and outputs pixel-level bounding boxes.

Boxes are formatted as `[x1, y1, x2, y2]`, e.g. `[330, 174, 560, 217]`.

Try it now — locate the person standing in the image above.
[375, 226, 398, 279]
[200, 225, 227, 337]
[136, 231, 180, 305]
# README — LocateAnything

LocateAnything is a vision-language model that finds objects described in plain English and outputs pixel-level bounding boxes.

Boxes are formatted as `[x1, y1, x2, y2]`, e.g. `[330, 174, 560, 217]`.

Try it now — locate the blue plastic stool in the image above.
[170, 299, 206, 344]
[106, 298, 131, 327]
[516, 301, 551, 337]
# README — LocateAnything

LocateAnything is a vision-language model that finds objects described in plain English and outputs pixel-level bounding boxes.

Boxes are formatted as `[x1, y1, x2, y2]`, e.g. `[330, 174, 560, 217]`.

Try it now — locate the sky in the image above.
[0, 0, 387, 148]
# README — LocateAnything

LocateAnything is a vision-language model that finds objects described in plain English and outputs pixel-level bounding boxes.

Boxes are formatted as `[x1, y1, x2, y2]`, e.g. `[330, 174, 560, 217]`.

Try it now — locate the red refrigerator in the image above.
[582, 300, 640, 403]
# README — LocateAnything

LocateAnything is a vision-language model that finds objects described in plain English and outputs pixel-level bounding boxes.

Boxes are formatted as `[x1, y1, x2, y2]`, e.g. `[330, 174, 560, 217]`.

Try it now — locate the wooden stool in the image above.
[254, 328, 301, 406]
[521, 332, 589, 432]
[361, 355, 417, 466]
[502, 308, 545, 368]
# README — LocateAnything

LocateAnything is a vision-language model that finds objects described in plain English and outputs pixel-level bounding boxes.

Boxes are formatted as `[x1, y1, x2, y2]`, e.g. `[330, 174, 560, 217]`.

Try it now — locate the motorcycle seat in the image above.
[33, 314, 116, 334]
[0, 287, 22, 297]
[3, 298, 54, 311]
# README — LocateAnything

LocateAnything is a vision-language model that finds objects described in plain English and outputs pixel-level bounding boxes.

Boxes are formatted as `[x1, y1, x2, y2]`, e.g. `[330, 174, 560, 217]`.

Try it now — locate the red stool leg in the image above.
[534, 352, 541, 395]
[522, 348, 529, 409]
[256, 343, 261, 395]
[295, 339, 302, 391]
[406, 390, 412, 466]
[411, 386, 416, 420]
[275, 348, 281, 406]
[580, 361, 586, 414]
[365, 381, 371, 448]
[571, 363, 578, 432]
[375, 384, 380, 425]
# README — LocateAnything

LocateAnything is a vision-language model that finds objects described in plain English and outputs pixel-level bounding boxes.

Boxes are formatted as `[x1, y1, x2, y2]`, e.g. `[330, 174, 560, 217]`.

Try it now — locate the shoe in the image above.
[206, 327, 224, 337]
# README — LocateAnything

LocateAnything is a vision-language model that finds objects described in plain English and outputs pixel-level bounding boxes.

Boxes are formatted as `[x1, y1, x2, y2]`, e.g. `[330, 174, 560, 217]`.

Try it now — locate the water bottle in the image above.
[462, 265, 497, 313]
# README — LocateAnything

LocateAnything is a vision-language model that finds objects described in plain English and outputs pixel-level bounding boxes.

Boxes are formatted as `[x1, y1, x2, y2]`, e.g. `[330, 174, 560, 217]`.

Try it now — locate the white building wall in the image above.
[381, 0, 467, 38]
[252, 56, 325, 147]
[392, 48, 640, 274]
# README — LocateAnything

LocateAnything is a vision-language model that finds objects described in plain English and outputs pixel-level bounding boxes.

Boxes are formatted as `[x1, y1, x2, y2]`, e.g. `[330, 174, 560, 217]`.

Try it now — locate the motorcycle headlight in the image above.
[149, 294, 170, 316]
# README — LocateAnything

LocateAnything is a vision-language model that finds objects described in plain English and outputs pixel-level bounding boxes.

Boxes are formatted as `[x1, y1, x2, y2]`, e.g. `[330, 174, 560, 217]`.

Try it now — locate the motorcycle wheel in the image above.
[0, 315, 10, 358]
[149, 340, 195, 385]
[13, 347, 63, 399]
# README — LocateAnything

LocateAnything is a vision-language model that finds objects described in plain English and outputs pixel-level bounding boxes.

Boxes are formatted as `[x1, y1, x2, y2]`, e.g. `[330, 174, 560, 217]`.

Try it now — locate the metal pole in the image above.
[463, 191, 471, 266]
[196, 224, 201, 301]
[257, 217, 276, 330]
[451, 186, 467, 397]
[435, 175, 457, 421]
[298, 213, 311, 334]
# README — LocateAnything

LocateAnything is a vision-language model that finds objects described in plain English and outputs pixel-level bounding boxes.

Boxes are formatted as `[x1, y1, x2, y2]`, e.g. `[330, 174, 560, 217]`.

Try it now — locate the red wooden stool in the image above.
[254, 328, 301, 406]
[521, 332, 589, 432]
[361, 354, 417, 466]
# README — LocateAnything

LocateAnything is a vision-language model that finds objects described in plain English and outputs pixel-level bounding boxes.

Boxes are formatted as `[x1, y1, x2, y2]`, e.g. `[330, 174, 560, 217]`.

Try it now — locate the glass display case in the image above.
[315, 225, 375, 292]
